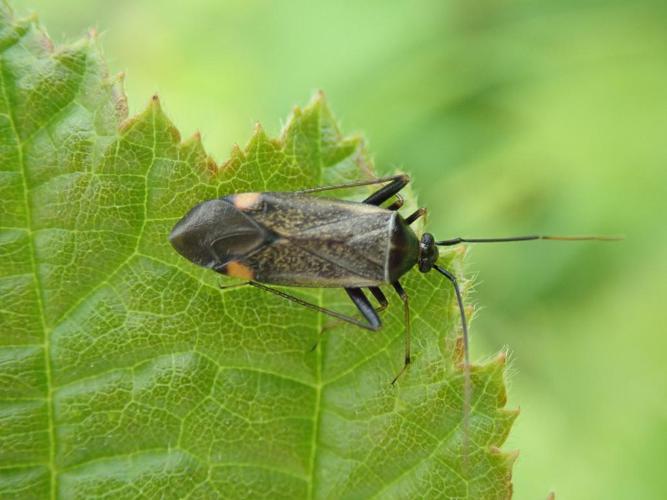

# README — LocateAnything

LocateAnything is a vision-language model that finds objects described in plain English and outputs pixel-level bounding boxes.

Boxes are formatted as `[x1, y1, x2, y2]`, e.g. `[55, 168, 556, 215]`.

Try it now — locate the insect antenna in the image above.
[431, 264, 471, 468]
[436, 234, 623, 246]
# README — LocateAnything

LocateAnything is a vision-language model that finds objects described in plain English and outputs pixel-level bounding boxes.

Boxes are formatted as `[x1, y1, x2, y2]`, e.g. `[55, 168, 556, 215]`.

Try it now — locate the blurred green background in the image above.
[14, 0, 666, 498]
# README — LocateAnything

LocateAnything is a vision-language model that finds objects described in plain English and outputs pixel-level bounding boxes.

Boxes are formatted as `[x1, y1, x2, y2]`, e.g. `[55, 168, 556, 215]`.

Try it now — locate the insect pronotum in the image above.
[169, 174, 619, 444]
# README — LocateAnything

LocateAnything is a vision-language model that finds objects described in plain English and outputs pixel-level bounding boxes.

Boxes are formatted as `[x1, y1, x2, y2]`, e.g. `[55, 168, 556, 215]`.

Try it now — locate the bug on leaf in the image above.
[169, 174, 616, 387]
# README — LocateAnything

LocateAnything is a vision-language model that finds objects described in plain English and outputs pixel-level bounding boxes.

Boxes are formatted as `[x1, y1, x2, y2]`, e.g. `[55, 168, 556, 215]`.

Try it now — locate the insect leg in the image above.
[311, 286, 388, 351]
[404, 208, 427, 225]
[385, 193, 404, 211]
[295, 174, 409, 200]
[218, 281, 251, 290]
[248, 282, 381, 331]
[344, 288, 382, 329]
[368, 286, 389, 312]
[362, 175, 410, 206]
[390, 281, 411, 385]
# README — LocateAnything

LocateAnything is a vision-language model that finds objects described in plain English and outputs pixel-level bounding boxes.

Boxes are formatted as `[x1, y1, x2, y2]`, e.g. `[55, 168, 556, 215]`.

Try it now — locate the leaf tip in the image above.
[312, 88, 326, 103]
[304, 89, 331, 116]
[149, 93, 165, 114]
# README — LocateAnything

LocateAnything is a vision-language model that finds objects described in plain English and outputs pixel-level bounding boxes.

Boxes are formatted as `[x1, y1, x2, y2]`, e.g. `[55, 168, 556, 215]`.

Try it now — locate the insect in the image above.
[169, 174, 616, 387]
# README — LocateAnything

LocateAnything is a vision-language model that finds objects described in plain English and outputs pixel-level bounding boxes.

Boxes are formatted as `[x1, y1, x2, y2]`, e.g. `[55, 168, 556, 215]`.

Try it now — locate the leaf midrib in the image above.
[0, 49, 56, 498]
[0, 27, 160, 496]
[306, 108, 324, 500]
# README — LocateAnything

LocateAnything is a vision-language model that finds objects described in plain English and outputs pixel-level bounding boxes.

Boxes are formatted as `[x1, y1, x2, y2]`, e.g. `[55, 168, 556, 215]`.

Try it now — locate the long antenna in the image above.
[437, 234, 623, 246]
[432, 264, 471, 467]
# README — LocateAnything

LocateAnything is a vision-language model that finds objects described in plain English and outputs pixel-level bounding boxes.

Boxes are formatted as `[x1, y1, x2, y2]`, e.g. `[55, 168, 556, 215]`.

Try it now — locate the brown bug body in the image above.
[170, 192, 420, 288]
[170, 173, 616, 385]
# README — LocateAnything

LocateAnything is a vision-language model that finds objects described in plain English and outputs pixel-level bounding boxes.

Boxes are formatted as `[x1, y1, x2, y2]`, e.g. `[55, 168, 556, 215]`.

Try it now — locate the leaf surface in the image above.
[0, 5, 516, 499]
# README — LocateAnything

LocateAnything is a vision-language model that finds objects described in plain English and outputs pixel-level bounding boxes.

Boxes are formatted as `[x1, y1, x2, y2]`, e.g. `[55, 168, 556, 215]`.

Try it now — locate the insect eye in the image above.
[418, 233, 438, 272]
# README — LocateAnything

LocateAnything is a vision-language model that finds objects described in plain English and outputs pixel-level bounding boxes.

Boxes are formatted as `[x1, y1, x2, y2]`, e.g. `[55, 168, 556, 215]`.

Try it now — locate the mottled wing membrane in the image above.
[225, 193, 394, 287]
[227, 193, 389, 234]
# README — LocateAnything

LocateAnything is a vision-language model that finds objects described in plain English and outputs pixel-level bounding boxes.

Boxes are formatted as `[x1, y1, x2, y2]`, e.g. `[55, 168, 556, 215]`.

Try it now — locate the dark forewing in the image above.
[224, 192, 394, 287]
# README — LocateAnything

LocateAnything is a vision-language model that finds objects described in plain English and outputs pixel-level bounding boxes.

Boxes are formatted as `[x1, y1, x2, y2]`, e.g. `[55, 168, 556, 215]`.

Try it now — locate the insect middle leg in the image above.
[390, 280, 411, 385]
[385, 193, 404, 211]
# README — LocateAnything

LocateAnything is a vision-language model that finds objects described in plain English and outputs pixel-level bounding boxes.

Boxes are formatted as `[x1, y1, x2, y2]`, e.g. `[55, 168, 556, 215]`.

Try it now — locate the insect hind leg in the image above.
[249, 282, 382, 332]
[311, 287, 388, 352]
[295, 174, 410, 207]
[362, 175, 409, 206]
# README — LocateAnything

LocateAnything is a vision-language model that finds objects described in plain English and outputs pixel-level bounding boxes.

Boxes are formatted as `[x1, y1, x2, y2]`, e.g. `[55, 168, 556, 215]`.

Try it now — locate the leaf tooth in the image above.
[206, 156, 218, 175]
[219, 143, 244, 173]
[180, 131, 210, 166]
[230, 142, 244, 160]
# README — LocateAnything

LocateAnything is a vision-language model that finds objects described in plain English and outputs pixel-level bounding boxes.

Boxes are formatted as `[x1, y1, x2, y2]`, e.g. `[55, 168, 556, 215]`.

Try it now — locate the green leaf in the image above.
[0, 4, 516, 499]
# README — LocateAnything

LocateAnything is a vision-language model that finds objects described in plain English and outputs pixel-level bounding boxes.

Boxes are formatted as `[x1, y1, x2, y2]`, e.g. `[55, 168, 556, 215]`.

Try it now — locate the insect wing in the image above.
[225, 193, 394, 286]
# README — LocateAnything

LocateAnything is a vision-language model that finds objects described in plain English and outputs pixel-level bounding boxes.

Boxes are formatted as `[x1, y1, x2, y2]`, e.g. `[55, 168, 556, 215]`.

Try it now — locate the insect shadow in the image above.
[169, 175, 619, 390]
